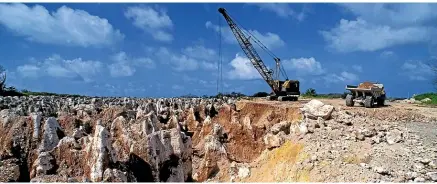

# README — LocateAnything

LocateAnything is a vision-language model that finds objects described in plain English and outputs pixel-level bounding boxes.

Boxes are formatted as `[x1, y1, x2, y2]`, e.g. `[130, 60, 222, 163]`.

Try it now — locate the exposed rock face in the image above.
[2, 95, 436, 183]
[0, 96, 227, 182]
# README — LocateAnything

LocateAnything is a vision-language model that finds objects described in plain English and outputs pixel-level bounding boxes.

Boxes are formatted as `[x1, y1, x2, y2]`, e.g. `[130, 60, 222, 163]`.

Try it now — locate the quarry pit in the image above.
[1, 96, 437, 182]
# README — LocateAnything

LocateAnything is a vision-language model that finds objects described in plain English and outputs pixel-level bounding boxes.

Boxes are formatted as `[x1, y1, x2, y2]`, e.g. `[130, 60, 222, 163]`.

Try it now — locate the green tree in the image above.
[304, 88, 317, 97]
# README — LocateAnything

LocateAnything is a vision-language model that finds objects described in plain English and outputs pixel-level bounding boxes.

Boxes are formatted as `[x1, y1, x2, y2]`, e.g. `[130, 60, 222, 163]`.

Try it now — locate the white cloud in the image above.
[253, 3, 306, 21]
[283, 57, 324, 75]
[339, 4, 437, 27]
[401, 60, 434, 81]
[227, 53, 261, 80]
[16, 54, 103, 82]
[155, 46, 218, 72]
[321, 4, 437, 52]
[125, 6, 173, 42]
[16, 65, 40, 78]
[0, 3, 124, 47]
[380, 51, 395, 58]
[352, 65, 363, 72]
[170, 55, 198, 72]
[320, 18, 433, 52]
[182, 45, 216, 61]
[172, 84, 184, 90]
[205, 21, 285, 49]
[108, 51, 155, 77]
[323, 71, 359, 84]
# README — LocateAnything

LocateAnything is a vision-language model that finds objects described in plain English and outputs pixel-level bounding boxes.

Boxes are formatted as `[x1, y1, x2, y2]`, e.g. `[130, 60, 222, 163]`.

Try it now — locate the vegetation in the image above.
[303, 88, 317, 97]
[413, 93, 437, 105]
[301, 88, 348, 99]
[213, 92, 246, 98]
[252, 91, 269, 97]
[20, 90, 84, 97]
[0, 65, 84, 97]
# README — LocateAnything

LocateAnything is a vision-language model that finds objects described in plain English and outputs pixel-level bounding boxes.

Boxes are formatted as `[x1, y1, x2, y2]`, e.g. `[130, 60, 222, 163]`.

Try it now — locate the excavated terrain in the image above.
[1, 95, 437, 182]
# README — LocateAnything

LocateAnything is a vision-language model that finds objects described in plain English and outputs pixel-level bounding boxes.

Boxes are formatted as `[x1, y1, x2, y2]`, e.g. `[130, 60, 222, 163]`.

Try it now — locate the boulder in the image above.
[300, 100, 334, 120]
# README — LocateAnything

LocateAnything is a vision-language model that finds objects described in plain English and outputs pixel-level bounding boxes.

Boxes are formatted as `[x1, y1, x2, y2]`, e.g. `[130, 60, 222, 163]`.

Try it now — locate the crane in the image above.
[218, 7, 300, 101]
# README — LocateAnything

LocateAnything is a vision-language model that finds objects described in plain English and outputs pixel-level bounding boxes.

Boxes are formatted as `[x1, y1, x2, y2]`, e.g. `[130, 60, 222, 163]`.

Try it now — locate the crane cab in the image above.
[268, 80, 300, 101]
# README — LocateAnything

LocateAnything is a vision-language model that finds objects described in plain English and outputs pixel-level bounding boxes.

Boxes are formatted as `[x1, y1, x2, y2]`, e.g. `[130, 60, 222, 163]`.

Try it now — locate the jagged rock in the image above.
[290, 121, 307, 135]
[270, 121, 291, 135]
[0, 109, 15, 128]
[426, 172, 437, 181]
[429, 161, 436, 169]
[86, 122, 116, 182]
[386, 129, 403, 145]
[194, 124, 227, 182]
[30, 175, 69, 182]
[31, 152, 55, 177]
[39, 117, 64, 152]
[414, 177, 425, 182]
[229, 162, 251, 181]
[405, 172, 418, 180]
[300, 100, 334, 120]
[103, 168, 128, 182]
[413, 163, 425, 172]
[31, 112, 42, 140]
[263, 132, 285, 149]
[0, 159, 21, 182]
[336, 111, 353, 125]
[72, 128, 85, 140]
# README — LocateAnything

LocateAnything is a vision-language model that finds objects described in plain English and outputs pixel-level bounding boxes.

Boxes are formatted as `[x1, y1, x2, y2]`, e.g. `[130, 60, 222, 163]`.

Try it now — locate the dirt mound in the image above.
[358, 82, 378, 89]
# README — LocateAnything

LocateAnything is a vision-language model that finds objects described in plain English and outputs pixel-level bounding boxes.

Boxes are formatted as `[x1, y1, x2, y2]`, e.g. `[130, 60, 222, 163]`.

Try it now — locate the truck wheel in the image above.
[278, 96, 284, 101]
[364, 96, 374, 108]
[377, 95, 385, 107]
[345, 94, 354, 107]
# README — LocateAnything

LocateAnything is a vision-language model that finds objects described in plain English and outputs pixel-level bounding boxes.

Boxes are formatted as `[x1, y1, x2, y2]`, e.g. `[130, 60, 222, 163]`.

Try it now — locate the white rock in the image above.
[31, 112, 42, 139]
[87, 123, 117, 182]
[373, 167, 389, 175]
[270, 121, 290, 134]
[405, 172, 418, 180]
[299, 122, 308, 134]
[427, 172, 437, 181]
[0, 109, 15, 128]
[414, 177, 425, 182]
[103, 168, 128, 182]
[263, 132, 285, 149]
[386, 129, 403, 145]
[237, 165, 251, 179]
[38, 117, 63, 152]
[300, 100, 334, 120]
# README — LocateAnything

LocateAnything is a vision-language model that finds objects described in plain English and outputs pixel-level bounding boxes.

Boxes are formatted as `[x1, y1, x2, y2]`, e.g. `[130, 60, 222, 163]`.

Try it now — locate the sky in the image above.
[0, 3, 436, 98]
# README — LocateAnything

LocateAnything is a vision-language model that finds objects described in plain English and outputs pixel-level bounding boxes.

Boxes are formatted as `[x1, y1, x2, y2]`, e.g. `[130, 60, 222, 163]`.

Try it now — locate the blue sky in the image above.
[0, 3, 436, 98]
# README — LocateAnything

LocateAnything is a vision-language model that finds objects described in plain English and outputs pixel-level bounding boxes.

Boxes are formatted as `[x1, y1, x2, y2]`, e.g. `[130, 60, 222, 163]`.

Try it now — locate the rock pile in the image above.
[238, 99, 437, 183]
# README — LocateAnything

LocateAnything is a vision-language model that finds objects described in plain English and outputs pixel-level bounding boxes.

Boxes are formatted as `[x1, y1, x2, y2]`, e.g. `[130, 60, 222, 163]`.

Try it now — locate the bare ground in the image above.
[214, 98, 437, 183]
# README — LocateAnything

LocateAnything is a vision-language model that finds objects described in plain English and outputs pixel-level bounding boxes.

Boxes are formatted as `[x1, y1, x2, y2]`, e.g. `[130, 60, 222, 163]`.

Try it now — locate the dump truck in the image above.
[345, 82, 386, 108]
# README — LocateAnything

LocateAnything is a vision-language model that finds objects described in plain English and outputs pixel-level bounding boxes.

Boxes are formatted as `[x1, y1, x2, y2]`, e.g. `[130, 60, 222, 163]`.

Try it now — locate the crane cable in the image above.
[228, 13, 289, 80]
[217, 13, 224, 95]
